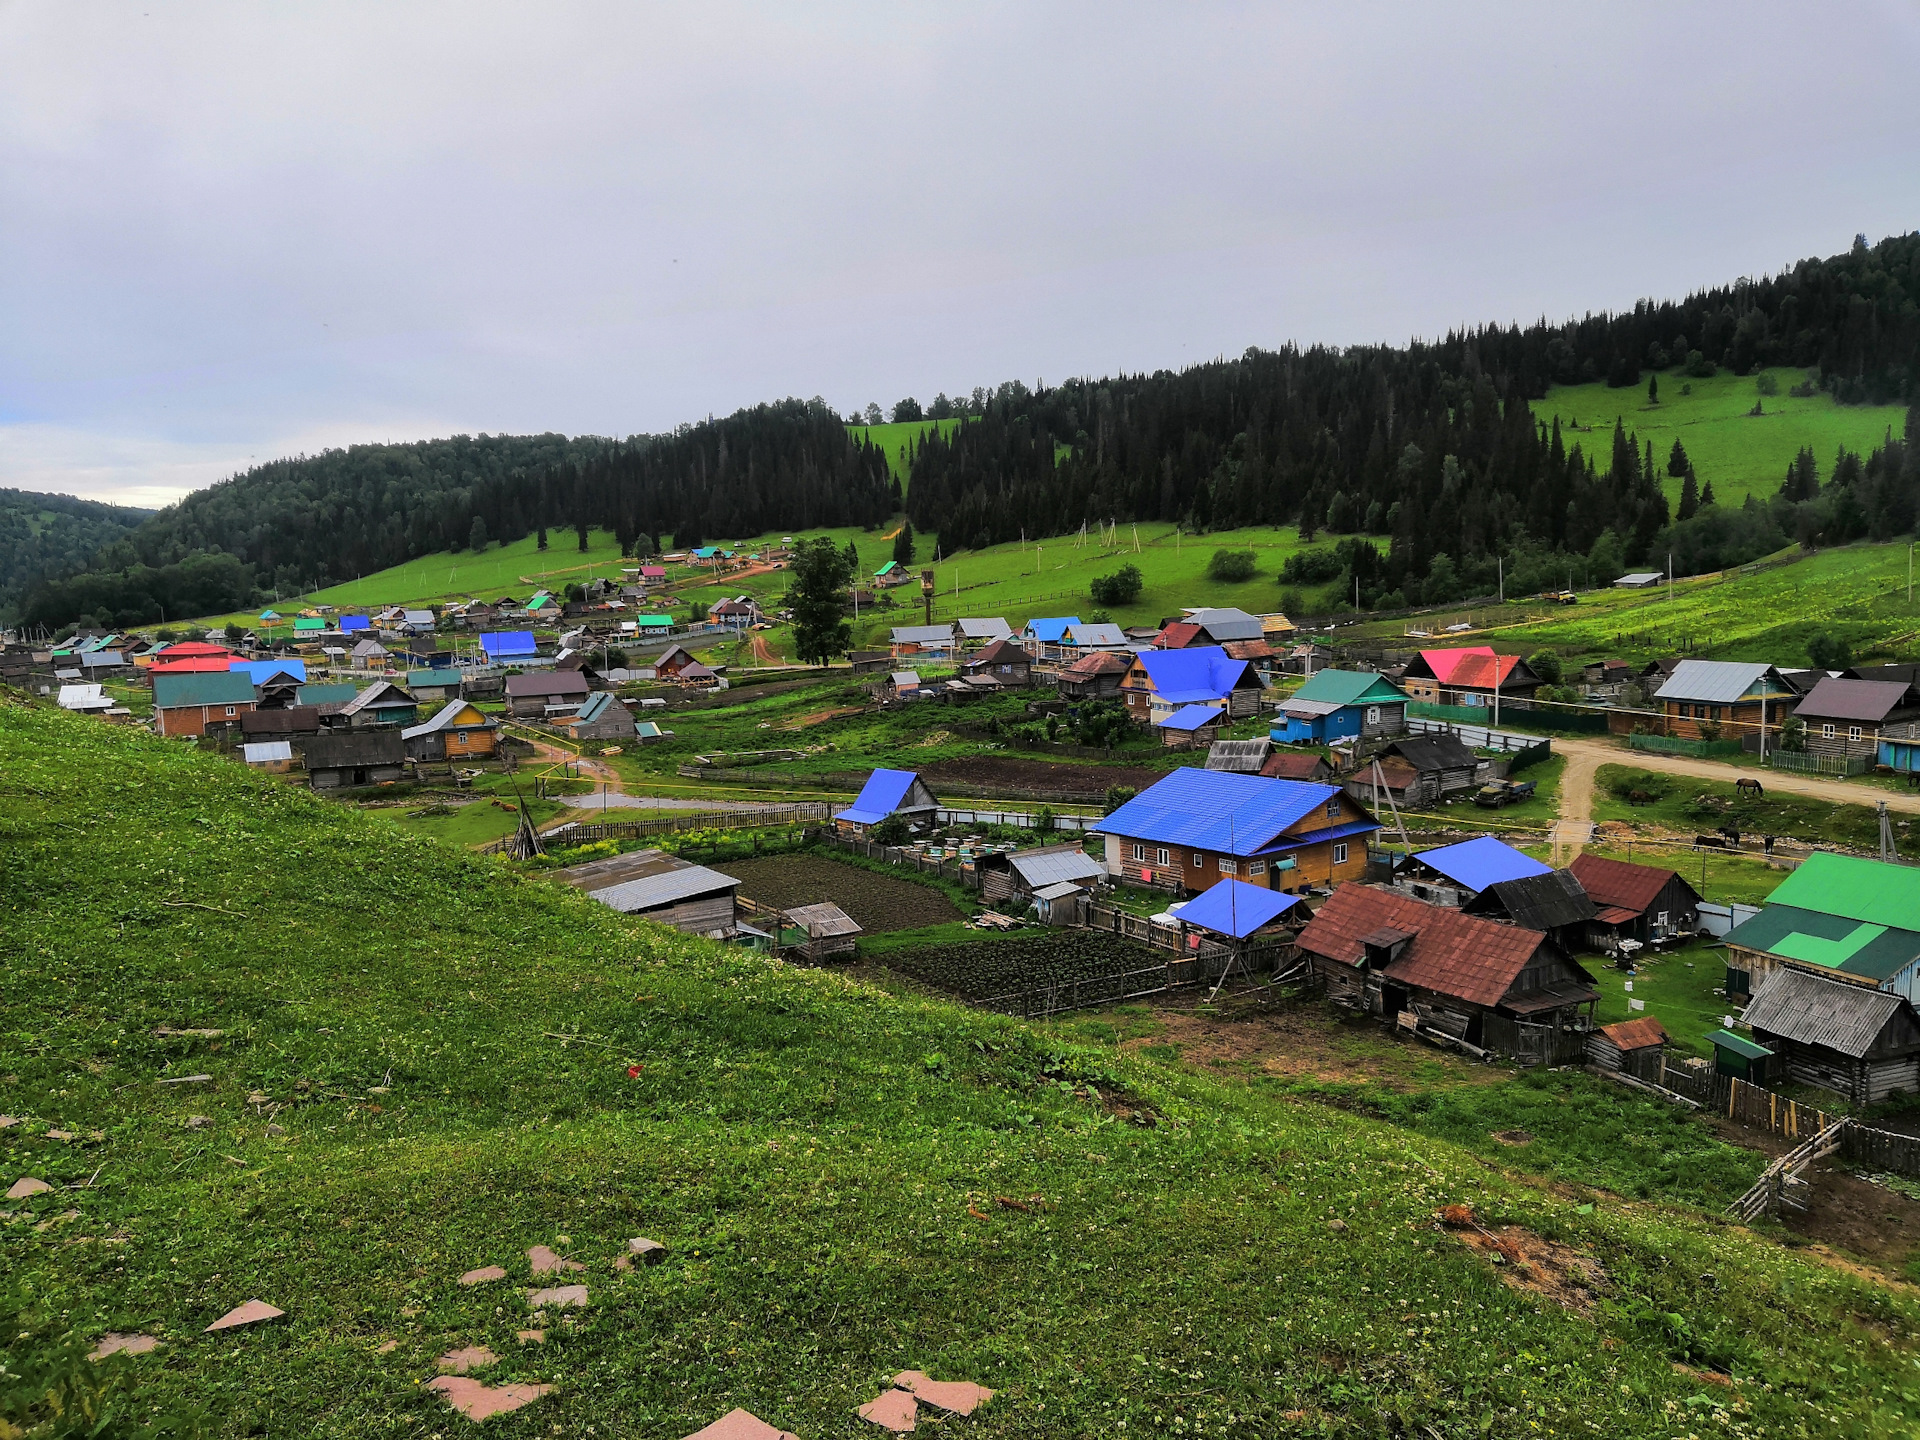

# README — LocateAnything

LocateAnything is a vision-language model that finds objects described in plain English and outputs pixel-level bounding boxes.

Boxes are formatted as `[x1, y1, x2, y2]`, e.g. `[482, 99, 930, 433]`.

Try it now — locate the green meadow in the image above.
[10, 699, 1920, 1436]
[846, 418, 965, 488]
[1530, 367, 1907, 509]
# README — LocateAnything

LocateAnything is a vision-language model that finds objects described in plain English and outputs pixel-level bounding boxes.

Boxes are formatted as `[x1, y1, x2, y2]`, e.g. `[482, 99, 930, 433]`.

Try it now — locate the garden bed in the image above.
[881, 932, 1162, 1001]
[722, 853, 962, 933]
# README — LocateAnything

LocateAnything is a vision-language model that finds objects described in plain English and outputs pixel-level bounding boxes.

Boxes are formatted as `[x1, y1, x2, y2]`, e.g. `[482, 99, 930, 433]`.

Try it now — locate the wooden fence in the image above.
[975, 958, 1204, 1019]
[676, 762, 1120, 805]
[1082, 903, 1239, 968]
[479, 802, 828, 855]
[1765, 749, 1871, 777]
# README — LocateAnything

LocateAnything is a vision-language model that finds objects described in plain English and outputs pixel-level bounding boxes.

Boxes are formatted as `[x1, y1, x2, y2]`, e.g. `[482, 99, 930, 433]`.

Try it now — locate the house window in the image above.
[1849, 726, 1862, 741]
[225, 706, 236, 716]
[1822, 723, 1835, 739]
[1332, 842, 1348, 865]
[1365, 706, 1380, 724]
[1132, 843, 1146, 862]
[1219, 858, 1236, 875]
[1248, 860, 1266, 877]
[1191, 852, 1205, 868]
[1156, 848, 1170, 867]
[1327, 798, 1342, 819]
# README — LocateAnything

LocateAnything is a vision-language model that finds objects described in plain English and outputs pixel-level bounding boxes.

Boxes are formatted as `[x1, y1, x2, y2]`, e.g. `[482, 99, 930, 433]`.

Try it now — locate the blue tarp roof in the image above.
[1153, 703, 1226, 730]
[1097, 769, 1342, 857]
[340, 615, 371, 632]
[1133, 646, 1253, 701]
[481, 630, 538, 657]
[1252, 818, 1381, 856]
[229, 658, 308, 684]
[1411, 835, 1549, 892]
[1024, 616, 1082, 642]
[1177, 879, 1304, 938]
[833, 767, 924, 826]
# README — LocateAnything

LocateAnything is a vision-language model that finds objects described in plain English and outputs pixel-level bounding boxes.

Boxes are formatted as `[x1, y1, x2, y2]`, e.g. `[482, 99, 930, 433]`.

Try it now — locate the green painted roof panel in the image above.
[1724, 900, 1920, 983]
[1290, 669, 1407, 708]
[1766, 852, 1920, 930]
[1704, 1029, 1773, 1060]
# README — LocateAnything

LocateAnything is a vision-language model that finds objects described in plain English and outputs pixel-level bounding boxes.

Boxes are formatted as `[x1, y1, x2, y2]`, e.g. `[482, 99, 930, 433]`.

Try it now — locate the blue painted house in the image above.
[1271, 669, 1409, 745]
[1021, 616, 1082, 660]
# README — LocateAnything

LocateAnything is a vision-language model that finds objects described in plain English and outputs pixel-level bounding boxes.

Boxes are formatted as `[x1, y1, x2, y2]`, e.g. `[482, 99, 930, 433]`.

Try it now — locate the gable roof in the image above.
[1654, 659, 1788, 705]
[1065, 622, 1126, 647]
[1412, 646, 1495, 682]
[1006, 847, 1109, 889]
[1187, 608, 1266, 642]
[1206, 737, 1271, 772]
[834, 768, 935, 826]
[1725, 902, 1920, 984]
[1297, 882, 1561, 1009]
[1262, 751, 1332, 780]
[1131, 646, 1257, 700]
[57, 683, 110, 710]
[1155, 621, 1206, 649]
[1176, 878, 1304, 938]
[1384, 733, 1479, 772]
[403, 608, 436, 626]
[505, 671, 591, 698]
[1155, 703, 1226, 731]
[1023, 616, 1081, 642]
[152, 670, 256, 709]
[1466, 870, 1596, 931]
[339, 615, 370, 631]
[588, 863, 741, 914]
[890, 625, 953, 646]
[1597, 1016, 1670, 1051]
[568, 692, 630, 725]
[337, 680, 416, 717]
[1408, 835, 1549, 892]
[955, 617, 1013, 640]
[230, 658, 308, 684]
[303, 729, 406, 768]
[401, 700, 494, 737]
[1290, 669, 1408, 707]
[1567, 853, 1685, 916]
[351, 638, 388, 657]
[481, 630, 538, 658]
[1060, 650, 1132, 677]
[1097, 769, 1364, 858]
[969, 637, 1029, 666]
[1762, 852, 1920, 932]
[1793, 676, 1920, 724]
[1743, 966, 1919, 1059]
[295, 681, 358, 707]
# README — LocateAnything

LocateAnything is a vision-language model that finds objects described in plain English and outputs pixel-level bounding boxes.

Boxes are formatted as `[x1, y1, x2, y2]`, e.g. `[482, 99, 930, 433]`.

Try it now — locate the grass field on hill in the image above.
[846, 418, 964, 488]
[1531, 367, 1907, 509]
[9, 700, 1919, 1435]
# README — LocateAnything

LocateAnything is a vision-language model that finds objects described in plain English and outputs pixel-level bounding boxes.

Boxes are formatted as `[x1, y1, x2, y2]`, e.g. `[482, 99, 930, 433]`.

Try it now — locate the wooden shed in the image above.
[304, 730, 407, 790]
[557, 848, 740, 937]
[1586, 1015, 1669, 1076]
[780, 902, 861, 960]
[1742, 966, 1920, 1106]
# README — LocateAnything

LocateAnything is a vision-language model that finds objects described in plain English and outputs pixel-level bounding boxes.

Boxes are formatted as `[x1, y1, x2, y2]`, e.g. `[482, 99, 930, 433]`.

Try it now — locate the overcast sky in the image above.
[3, 2, 1916, 509]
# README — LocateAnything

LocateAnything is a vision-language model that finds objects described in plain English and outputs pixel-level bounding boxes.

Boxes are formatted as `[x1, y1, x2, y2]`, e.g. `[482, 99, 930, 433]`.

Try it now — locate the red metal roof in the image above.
[1444, 651, 1524, 690]
[1061, 650, 1132, 677]
[971, 638, 1029, 666]
[1568, 852, 1679, 917]
[1155, 621, 1205, 649]
[1223, 639, 1275, 660]
[1296, 882, 1550, 1009]
[1597, 1016, 1669, 1050]
[1416, 645, 1495, 681]
[1261, 752, 1330, 780]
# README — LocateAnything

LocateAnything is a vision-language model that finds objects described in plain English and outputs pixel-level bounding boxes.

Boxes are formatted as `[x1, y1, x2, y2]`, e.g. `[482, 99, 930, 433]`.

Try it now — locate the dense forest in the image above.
[19, 231, 1920, 627]
[0, 490, 152, 613]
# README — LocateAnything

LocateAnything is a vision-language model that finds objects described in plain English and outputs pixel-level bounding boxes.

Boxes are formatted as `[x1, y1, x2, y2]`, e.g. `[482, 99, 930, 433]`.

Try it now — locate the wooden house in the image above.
[1271, 669, 1409, 746]
[1586, 1016, 1670, 1075]
[889, 624, 955, 660]
[1154, 703, 1227, 748]
[303, 729, 407, 790]
[505, 670, 591, 718]
[1121, 645, 1266, 722]
[557, 848, 740, 937]
[876, 670, 925, 703]
[1461, 869, 1596, 953]
[652, 645, 716, 685]
[350, 638, 390, 671]
[559, 692, 638, 742]
[152, 671, 256, 738]
[407, 668, 463, 701]
[241, 706, 322, 740]
[1054, 649, 1129, 699]
[1566, 853, 1701, 949]
[1652, 659, 1797, 742]
[1742, 966, 1920, 1106]
[1096, 767, 1378, 896]
[1392, 834, 1548, 908]
[847, 650, 891, 674]
[1724, 853, 1920, 1004]
[953, 617, 1014, 649]
[401, 699, 500, 762]
[833, 768, 940, 837]
[1400, 647, 1542, 707]
[1790, 676, 1920, 760]
[1261, 751, 1334, 784]
[1020, 617, 1082, 661]
[965, 637, 1034, 688]
[1295, 882, 1598, 1054]
[335, 679, 419, 729]
[1344, 733, 1485, 807]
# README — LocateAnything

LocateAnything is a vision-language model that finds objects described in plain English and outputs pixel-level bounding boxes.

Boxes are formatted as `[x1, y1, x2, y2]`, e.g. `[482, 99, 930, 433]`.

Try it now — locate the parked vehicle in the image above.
[1472, 777, 1536, 808]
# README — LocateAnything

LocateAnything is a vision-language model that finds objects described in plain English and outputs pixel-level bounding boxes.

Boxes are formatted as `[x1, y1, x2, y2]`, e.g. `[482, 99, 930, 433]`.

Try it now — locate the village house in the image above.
[1059, 621, 1128, 658]
[1221, 637, 1279, 684]
[152, 670, 256, 738]
[1157, 607, 1266, 649]
[241, 706, 321, 740]
[407, 668, 464, 702]
[964, 637, 1033, 689]
[303, 729, 408, 790]
[1392, 834, 1547, 908]
[400, 698, 500, 762]
[832, 768, 940, 838]
[877, 670, 925, 703]
[57, 683, 114, 715]
[1096, 767, 1379, 896]
[1652, 659, 1798, 742]
[481, 630, 539, 664]
[506, 670, 591, 718]
[1154, 703, 1227, 749]
[1020, 616, 1082, 661]
[1271, 669, 1409, 746]
[1566, 853, 1702, 950]
[1723, 852, 1920, 1004]
[1120, 645, 1266, 722]
[1261, 751, 1334, 783]
[1346, 733, 1486, 808]
[953, 617, 1014, 649]
[1053, 649, 1129, 699]
[889, 624, 955, 660]
[872, 560, 912, 588]
[335, 679, 419, 729]
[351, 638, 390, 671]
[710, 596, 764, 625]
[245, 667, 307, 711]
[559, 692, 638, 742]
[1460, 869, 1596, 953]
[1399, 647, 1542, 708]
[847, 650, 891, 675]
[556, 848, 741, 937]
[1789, 676, 1920, 760]
[1741, 966, 1920, 1107]
[1295, 882, 1598, 1055]
[652, 645, 718, 686]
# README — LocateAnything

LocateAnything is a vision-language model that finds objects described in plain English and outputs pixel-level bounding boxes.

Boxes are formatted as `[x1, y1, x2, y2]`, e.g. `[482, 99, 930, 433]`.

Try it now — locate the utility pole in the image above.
[1880, 800, 1896, 863]
[1497, 556, 1503, 604]
[1667, 551, 1674, 606]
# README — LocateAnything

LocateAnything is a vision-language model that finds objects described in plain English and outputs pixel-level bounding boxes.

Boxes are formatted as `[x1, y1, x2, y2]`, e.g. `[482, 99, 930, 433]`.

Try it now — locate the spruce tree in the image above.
[1667, 438, 1690, 476]
[576, 519, 590, 552]
[892, 521, 915, 566]
[1700, 477, 1716, 506]
[536, 526, 548, 551]
[468, 516, 488, 551]
[1677, 468, 1700, 521]
[1647, 374, 1659, 404]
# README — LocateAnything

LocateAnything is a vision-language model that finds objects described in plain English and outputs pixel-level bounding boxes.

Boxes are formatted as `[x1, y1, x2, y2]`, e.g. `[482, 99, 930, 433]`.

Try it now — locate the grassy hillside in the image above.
[846, 418, 965, 488]
[1530, 367, 1907, 509]
[6, 701, 1920, 1435]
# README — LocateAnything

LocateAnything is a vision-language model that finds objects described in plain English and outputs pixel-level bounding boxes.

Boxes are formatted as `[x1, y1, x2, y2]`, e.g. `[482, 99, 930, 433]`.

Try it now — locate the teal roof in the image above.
[1762, 852, 1920, 932]
[1723, 901, 1920, 984]
[152, 671, 255, 708]
[293, 617, 325, 631]
[296, 682, 359, 706]
[408, 668, 459, 687]
[1705, 1029, 1773, 1061]
[1290, 669, 1407, 707]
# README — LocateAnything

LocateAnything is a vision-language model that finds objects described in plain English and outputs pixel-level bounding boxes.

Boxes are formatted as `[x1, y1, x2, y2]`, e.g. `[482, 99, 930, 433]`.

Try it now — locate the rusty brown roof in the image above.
[1568, 852, 1682, 917]
[1262, 751, 1331, 780]
[1597, 1016, 1669, 1050]
[1296, 882, 1549, 1009]
[1061, 650, 1132, 677]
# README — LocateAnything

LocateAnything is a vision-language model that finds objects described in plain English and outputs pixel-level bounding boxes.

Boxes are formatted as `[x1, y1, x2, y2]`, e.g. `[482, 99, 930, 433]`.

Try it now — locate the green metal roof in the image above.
[293, 617, 325, 631]
[1723, 901, 1920, 984]
[1704, 1029, 1773, 1061]
[296, 682, 359, 706]
[152, 671, 256, 708]
[1764, 852, 1920, 931]
[1290, 669, 1408, 707]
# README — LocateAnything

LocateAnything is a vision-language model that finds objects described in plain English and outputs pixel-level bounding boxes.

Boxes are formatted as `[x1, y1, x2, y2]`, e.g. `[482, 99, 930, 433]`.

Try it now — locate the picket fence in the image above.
[1766, 749, 1871, 777]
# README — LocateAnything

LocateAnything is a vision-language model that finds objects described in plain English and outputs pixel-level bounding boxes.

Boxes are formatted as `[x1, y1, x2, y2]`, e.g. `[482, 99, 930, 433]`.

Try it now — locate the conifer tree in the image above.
[536, 526, 548, 551]
[1677, 468, 1700, 521]
[892, 521, 915, 565]
[1667, 439, 1690, 476]
[1647, 374, 1659, 403]
[1700, 478, 1716, 506]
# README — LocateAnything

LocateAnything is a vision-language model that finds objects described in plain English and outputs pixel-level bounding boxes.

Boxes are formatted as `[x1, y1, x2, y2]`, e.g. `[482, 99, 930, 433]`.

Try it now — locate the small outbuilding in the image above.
[1393, 834, 1548, 907]
[1586, 1016, 1670, 1075]
[1205, 736, 1271, 773]
[240, 740, 296, 773]
[1461, 869, 1597, 952]
[1742, 966, 1920, 1106]
[1154, 703, 1227, 748]
[977, 843, 1108, 904]
[557, 848, 741, 937]
[1175, 876, 1305, 943]
[833, 768, 940, 837]
[304, 729, 408, 790]
[779, 902, 862, 959]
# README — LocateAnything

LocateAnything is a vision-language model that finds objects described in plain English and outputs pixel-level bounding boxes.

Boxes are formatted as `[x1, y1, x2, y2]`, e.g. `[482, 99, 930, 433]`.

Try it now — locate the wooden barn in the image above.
[401, 699, 500, 762]
[304, 730, 407, 790]
[1585, 1016, 1670, 1076]
[1461, 869, 1597, 953]
[1566, 853, 1702, 950]
[1742, 967, 1920, 1106]
[556, 848, 741, 938]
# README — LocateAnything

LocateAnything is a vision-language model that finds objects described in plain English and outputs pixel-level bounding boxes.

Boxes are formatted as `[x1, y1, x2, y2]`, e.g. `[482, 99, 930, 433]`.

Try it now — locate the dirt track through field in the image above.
[1550, 736, 1920, 861]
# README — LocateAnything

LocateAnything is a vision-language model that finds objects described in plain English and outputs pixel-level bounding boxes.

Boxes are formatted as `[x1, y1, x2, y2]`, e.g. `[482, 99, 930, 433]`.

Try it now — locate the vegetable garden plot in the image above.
[723, 854, 962, 933]
[882, 933, 1163, 1003]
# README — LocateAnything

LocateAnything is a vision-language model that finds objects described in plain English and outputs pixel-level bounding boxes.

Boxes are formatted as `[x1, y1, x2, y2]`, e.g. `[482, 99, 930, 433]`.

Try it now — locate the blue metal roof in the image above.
[481, 630, 537, 657]
[1252, 818, 1381, 855]
[833, 768, 925, 826]
[1411, 835, 1549, 892]
[340, 615, 370, 632]
[1154, 704, 1226, 730]
[1177, 879, 1303, 939]
[1024, 616, 1082, 642]
[1134, 646, 1253, 702]
[1097, 769, 1343, 856]
[230, 658, 308, 684]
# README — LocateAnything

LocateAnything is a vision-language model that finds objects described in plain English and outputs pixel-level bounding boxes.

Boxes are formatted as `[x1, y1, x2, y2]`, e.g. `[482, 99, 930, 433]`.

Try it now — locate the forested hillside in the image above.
[21, 232, 1920, 627]
[0, 489, 152, 612]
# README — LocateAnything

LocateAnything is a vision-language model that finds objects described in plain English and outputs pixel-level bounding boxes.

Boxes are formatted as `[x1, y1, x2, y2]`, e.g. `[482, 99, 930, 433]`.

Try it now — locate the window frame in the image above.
[1219, 857, 1236, 876]
[1156, 847, 1171, 867]
[1822, 723, 1836, 739]
[1132, 842, 1146, 862]
[1332, 842, 1349, 865]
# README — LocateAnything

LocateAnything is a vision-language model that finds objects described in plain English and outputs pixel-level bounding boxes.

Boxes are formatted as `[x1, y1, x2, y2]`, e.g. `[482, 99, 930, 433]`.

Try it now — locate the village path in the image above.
[1549, 736, 1920, 859]
[747, 631, 779, 665]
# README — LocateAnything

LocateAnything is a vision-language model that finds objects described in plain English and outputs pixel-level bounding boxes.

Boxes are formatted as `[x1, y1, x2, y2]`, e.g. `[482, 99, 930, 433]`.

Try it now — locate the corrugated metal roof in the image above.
[1409, 835, 1549, 892]
[589, 864, 741, 914]
[1653, 659, 1779, 704]
[1097, 769, 1343, 856]
[1765, 852, 1920, 932]
[1155, 704, 1226, 730]
[1032, 880, 1089, 901]
[1278, 698, 1345, 717]
[1007, 848, 1108, 887]
[1023, 617, 1082, 642]
[1742, 966, 1913, 1059]
[1469, 870, 1595, 931]
[890, 625, 952, 645]
[834, 768, 931, 826]
[1296, 882, 1563, 1009]
[241, 741, 293, 763]
[152, 671, 256, 708]
[481, 630, 538, 656]
[956, 617, 1012, 639]
[1133, 646, 1256, 701]
[1289, 669, 1407, 707]
[786, 902, 861, 936]
[1066, 622, 1127, 646]
[231, 658, 308, 684]
[1724, 901, 1920, 983]
[1795, 676, 1920, 724]
[1177, 878, 1303, 938]
[1597, 1016, 1669, 1050]
[1205, 737, 1271, 772]
[1568, 852, 1685, 915]
[1705, 1028, 1773, 1061]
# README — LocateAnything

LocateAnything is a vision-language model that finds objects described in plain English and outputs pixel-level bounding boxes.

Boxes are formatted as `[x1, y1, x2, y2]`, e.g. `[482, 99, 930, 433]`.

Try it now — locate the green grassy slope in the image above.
[5, 701, 1919, 1435]
[846, 418, 965, 488]
[1530, 368, 1907, 508]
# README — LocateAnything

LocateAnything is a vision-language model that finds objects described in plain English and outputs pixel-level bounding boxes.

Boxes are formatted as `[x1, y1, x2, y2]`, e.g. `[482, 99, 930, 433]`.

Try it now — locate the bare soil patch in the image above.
[723, 854, 961, 934]
[1439, 1209, 1609, 1314]
[918, 755, 1167, 793]
[778, 706, 865, 730]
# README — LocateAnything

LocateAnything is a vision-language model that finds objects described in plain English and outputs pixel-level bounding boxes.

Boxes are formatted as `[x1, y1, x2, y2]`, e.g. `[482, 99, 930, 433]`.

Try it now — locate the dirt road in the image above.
[1550, 735, 1920, 860]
